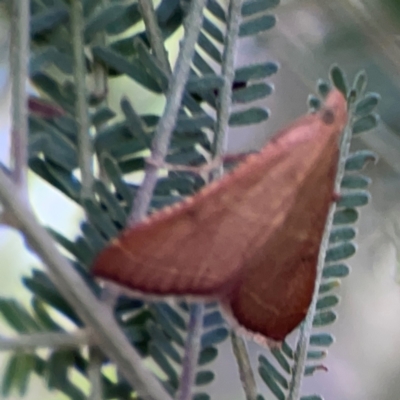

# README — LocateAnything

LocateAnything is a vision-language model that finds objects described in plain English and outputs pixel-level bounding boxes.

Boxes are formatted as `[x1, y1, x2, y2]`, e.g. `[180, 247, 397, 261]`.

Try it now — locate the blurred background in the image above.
[1, 0, 400, 399]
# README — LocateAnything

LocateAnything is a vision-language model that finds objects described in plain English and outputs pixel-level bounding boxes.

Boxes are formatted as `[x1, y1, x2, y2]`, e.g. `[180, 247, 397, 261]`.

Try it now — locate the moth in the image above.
[92, 89, 348, 342]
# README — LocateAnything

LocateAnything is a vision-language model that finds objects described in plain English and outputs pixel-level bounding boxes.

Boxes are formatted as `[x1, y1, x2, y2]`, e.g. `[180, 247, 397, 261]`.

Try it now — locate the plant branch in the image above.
[70, 0, 93, 199]
[287, 101, 353, 400]
[0, 171, 172, 400]
[177, 303, 203, 400]
[128, 0, 207, 225]
[89, 345, 104, 400]
[212, 0, 258, 397]
[0, 330, 90, 351]
[212, 0, 243, 163]
[138, 0, 171, 73]
[231, 332, 258, 400]
[10, 0, 29, 189]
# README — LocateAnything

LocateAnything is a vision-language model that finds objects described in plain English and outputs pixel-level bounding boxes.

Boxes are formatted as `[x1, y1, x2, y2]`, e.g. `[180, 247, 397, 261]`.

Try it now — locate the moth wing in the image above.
[227, 102, 345, 341]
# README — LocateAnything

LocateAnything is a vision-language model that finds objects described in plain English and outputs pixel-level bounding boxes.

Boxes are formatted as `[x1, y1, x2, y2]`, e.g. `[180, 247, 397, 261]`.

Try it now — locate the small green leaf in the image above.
[337, 191, 370, 208]
[317, 79, 331, 98]
[94, 180, 127, 227]
[341, 174, 371, 189]
[352, 114, 379, 135]
[345, 150, 377, 171]
[307, 350, 327, 360]
[80, 222, 107, 254]
[47, 350, 73, 390]
[134, 38, 170, 91]
[313, 311, 337, 327]
[195, 370, 215, 385]
[329, 226, 356, 243]
[239, 15, 276, 37]
[175, 114, 215, 133]
[309, 333, 334, 347]
[150, 305, 184, 347]
[31, 298, 61, 331]
[198, 32, 222, 62]
[235, 62, 279, 81]
[156, 303, 186, 330]
[92, 46, 162, 93]
[203, 17, 224, 43]
[23, 271, 80, 326]
[82, 198, 119, 239]
[304, 364, 328, 376]
[84, 4, 126, 42]
[319, 280, 341, 294]
[232, 83, 273, 103]
[193, 52, 216, 75]
[198, 347, 218, 366]
[106, 3, 141, 35]
[242, 0, 280, 16]
[259, 355, 289, 389]
[187, 75, 224, 93]
[325, 242, 356, 262]
[270, 348, 292, 374]
[323, 264, 350, 278]
[301, 396, 323, 400]
[330, 65, 348, 97]
[333, 208, 358, 225]
[146, 321, 182, 364]
[316, 295, 339, 310]
[203, 310, 224, 328]
[0, 299, 41, 333]
[92, 107, 116, 127]
[281, 341, 294, 359]
[149, 344, 179, 386]
[31, 7, 69, 35]
[193, 393, 211, 400]
[201, 327, 229, 347]
[2, 353, 35, 397]
[101, 155, 133, 210]
[229, 108, 269, 125]
[354, 93, 380, 117]
[207, 0, 226, 21]
[352, 70, 367, 97]
[258, 366, 286, 400]
[308, 95, 321, 111]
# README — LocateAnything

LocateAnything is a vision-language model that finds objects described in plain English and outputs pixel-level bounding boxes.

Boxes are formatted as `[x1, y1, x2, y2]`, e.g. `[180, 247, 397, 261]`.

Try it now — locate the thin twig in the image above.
[230, 332, 258, 400]
[128, 0, 207, 225]
[213, 0, 258, 397]
[92, 0, 109, 114]
[0, 330, 90, 351]
[10, 0, 29, 189]
[287, 103, 353, 400]
[71, 0, 93, 199]
[0, 171, 172, 400]
[89, 345, 104, 400]
[137, 0, 171, 73]
[177, 304, 203, 400]
[212, 0, 243, 163]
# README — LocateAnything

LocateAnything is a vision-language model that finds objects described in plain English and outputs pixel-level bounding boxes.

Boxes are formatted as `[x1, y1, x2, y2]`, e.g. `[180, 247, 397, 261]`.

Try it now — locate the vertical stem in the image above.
[211, 0, 258, 397]
[10, 0, 29, 189]
[137, 0, 171, 73]
[70, 0, 93, 199]
[177, 304, 203, 400]
[212, 0, 243, 163]
[287, 108, 353, 400]
[88, 346, 104, 400]
[128, 0, 207, 225]
[231, 332, 258, 400]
